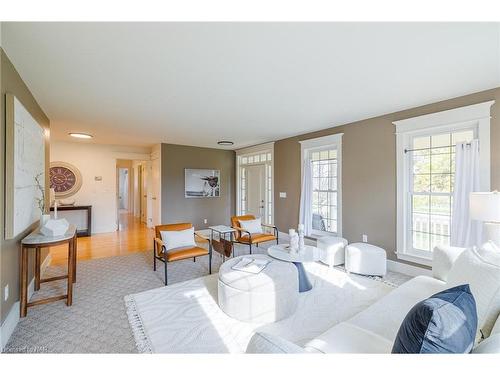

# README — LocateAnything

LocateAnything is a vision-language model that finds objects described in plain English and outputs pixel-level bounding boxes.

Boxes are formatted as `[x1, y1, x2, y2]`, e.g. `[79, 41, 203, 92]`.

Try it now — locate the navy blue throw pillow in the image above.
[392, 284, 477, 354]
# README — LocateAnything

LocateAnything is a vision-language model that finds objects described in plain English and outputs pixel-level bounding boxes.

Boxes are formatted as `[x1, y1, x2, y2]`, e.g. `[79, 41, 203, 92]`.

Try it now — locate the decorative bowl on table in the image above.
[41, 218, 70, 237]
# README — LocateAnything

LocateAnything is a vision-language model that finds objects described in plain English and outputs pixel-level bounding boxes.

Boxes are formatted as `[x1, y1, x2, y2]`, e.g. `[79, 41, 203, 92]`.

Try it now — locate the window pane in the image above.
[430, 196, 451, 216]
[431, 153, 451, 173]
[431, 234, 450, 249]
[267, 152, 272, 160]
[313, 177, 319, 190]
[329, 149, 337, 159]
[319, 177, 329, 190]
[431, 133, 451, 148]
[452, 130, 474, 145]
[413, 136, 430, 149]
[413, 174, 430, 193]
[413, 195, 430, 214]
[431, 174, 451, 193]
[413, 151, 430, 174]
[413, 231, 430, 251]
[320, 150, 329, 160]
[311, 151, 320, 161]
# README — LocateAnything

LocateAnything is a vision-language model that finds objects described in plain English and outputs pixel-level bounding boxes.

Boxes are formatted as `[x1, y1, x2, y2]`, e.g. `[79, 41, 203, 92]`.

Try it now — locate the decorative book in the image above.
[231, 257, 271, 274]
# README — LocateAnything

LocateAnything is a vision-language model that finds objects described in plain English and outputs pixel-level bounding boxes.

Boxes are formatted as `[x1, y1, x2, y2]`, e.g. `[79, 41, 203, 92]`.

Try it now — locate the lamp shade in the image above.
[469, 192, 500, 222]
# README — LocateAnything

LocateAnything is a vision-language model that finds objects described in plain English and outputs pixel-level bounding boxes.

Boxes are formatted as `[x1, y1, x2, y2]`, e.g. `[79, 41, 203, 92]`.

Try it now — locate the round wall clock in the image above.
[49, 161, 83, 199]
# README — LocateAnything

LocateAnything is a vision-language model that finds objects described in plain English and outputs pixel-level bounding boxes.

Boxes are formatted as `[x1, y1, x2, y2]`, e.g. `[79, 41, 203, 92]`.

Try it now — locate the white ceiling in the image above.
[2, 22, 500, 149]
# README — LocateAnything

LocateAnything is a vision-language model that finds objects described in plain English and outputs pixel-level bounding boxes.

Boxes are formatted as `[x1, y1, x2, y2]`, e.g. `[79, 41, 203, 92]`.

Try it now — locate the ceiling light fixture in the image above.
[69, 133, 93, 139]
[217, 140, 234, 146]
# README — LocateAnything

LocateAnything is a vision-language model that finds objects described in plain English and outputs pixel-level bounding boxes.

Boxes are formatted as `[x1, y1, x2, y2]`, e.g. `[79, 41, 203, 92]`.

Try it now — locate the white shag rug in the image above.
[124, 261, 396, 353]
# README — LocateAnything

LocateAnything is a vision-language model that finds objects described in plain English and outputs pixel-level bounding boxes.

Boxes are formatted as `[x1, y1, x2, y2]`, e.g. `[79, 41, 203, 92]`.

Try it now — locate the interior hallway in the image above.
[50, 213, 153, 265]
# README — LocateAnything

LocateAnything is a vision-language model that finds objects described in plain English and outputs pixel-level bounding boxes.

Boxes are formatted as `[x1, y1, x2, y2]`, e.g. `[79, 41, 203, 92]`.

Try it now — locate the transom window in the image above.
[409, 129, 474, 253]
[311, 149, 338, 234]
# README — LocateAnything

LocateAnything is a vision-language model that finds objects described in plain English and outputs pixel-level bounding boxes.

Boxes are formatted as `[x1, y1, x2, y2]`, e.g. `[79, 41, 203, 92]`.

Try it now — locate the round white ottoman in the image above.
[218, 254, 299, 323]
[345, 242, 387, 276]
[317, 236, 348, 267]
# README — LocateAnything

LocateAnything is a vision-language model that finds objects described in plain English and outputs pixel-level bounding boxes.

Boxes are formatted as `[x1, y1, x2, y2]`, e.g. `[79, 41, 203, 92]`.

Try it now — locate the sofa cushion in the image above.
[392, 284, 477, 353]
[304, 322, 393, 353]
[446, 247, 500, 338]
[246, 332, 306, 353]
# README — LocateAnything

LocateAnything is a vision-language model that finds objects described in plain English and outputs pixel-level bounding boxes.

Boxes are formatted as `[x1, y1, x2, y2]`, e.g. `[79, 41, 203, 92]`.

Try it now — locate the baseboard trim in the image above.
[0, 253, 52, 351]
[387, 259, 432, 277]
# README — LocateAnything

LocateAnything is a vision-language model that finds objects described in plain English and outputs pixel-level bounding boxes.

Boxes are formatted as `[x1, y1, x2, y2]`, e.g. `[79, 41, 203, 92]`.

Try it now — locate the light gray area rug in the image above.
[126, 263, 397, 353]
[3, 242, 410, 353]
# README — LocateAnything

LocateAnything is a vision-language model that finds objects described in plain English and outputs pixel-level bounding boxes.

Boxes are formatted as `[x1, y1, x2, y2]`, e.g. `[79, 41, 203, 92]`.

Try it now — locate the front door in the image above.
[245, 164, 266, 219]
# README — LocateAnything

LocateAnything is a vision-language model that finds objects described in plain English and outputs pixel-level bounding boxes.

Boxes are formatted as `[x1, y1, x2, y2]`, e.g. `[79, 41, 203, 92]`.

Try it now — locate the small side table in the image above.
[20, 225, 78, 317]
[208, 225, 236, 261]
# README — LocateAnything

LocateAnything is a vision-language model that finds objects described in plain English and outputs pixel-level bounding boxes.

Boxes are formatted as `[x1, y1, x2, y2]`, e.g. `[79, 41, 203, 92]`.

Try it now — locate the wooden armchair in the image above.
[230, 215, 279, 254]
[153, 223, 211, 285]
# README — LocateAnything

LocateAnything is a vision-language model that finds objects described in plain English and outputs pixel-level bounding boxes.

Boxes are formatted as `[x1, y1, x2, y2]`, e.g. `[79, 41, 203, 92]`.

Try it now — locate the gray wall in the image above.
[1, 48, 50, 324]
[161, 143, 236, 229]
[274, 87, 500, 268]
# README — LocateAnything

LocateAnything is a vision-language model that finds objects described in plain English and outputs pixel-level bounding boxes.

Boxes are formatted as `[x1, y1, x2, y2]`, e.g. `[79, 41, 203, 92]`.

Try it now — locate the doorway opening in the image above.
[236, 143, 274, 224]
[116, 159, 150, 231]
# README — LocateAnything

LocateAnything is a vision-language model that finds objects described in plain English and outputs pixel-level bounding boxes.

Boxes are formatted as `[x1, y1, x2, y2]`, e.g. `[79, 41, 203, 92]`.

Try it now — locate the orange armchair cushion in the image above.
[238, 233, 277, 244]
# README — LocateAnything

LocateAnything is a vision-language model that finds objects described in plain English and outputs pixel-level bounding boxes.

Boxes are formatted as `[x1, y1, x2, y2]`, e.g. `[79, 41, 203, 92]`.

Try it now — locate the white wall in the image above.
[50, 141, 151, 234]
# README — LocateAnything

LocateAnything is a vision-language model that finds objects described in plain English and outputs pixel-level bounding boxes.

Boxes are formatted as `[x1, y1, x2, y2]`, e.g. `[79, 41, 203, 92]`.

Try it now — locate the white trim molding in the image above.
[300, 133, 343, 237]
[394, 101, 494, 266]
[236, 142, 275, 224]
[235, 141, 275, 156]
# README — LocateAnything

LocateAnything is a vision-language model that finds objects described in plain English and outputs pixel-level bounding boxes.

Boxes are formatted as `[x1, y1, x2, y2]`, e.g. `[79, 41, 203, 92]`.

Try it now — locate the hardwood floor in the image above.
[50, 212, 154, 265]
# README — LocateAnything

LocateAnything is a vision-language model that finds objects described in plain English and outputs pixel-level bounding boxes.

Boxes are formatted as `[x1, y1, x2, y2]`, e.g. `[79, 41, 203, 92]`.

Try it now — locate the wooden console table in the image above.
[20, 225, 77, 317]
[50, 205, 92, 237]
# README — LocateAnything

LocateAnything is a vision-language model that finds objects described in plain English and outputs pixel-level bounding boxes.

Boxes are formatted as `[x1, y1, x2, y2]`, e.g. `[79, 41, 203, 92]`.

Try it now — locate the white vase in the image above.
[40, 214, 51, 228]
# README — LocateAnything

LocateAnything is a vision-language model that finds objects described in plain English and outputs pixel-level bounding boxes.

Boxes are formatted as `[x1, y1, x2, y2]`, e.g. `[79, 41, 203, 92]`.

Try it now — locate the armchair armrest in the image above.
[194, 231, 209, 243]
[432, 245, 466, 282]
[154, 237, 166, 254]
[261, 223, 277, 229]
[232, 226, 251, 235]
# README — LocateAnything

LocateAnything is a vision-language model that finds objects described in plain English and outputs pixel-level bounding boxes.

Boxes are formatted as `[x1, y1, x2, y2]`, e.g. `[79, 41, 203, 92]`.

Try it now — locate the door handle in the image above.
[152, 197, 157, 200]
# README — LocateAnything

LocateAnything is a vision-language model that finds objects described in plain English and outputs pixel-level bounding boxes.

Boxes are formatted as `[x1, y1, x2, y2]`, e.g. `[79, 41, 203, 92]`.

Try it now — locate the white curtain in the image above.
[299, 158, 313, 236]
[451, 139, 482, 247]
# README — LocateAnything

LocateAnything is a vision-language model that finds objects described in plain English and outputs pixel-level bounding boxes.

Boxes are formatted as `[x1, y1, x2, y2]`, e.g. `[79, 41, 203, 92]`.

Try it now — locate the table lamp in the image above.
[470, 191, 500, 246]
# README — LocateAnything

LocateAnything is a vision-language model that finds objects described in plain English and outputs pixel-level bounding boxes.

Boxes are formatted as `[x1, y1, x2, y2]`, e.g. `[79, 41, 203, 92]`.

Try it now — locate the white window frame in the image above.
[394, 101, 493, 266]
[236, 142, 274, 224]
[300, 133, 343, 237]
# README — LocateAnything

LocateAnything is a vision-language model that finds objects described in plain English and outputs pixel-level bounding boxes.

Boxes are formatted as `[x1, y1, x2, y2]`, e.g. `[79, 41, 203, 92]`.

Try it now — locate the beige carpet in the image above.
[3, 244, 410, 353]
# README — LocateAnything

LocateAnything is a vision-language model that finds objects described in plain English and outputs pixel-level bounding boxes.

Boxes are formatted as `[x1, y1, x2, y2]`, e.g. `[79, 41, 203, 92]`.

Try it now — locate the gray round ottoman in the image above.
[218, 254, 299, 323]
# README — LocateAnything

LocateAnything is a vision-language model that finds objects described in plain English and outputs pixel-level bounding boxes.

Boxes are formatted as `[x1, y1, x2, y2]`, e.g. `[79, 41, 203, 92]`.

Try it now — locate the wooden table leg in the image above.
[35, 247, 41, 291]
[20, 247, 29, 318]
[72, 235, 77, 283]
[66, 239, 74, 306]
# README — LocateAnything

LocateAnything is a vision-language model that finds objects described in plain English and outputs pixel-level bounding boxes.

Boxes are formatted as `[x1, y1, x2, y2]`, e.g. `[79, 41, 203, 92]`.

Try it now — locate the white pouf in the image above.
[218, 254, 299, 323]
[317, 236, 348, 267]
[345, 242, 387, 276]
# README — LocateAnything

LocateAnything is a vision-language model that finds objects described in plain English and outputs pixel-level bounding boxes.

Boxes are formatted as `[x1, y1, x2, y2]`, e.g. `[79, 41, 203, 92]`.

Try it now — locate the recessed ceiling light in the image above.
[69, 133, 93, 139]
[217, 140, 234, 146]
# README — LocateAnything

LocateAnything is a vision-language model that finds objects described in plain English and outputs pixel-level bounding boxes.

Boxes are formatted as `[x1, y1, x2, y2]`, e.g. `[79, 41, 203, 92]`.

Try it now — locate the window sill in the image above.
[396, 252, 433, 267]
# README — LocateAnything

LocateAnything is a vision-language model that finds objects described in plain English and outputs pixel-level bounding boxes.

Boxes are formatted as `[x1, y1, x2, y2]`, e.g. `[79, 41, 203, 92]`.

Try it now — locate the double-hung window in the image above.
[300, 133, 343, 237]
[395, 101, 493, 266]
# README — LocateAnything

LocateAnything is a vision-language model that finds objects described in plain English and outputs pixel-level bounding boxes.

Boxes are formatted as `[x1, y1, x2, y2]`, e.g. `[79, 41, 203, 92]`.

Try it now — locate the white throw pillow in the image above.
[477, 241, 500, 266]
[432, 245, 466, 282]
[239, 218, 263, 234]
[160, 227, 196, 251]
[446, 247, 500, 339]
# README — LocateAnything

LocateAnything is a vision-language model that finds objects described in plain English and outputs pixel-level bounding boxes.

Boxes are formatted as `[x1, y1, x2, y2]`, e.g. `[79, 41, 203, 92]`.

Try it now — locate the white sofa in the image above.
[247, 244, 500, 353]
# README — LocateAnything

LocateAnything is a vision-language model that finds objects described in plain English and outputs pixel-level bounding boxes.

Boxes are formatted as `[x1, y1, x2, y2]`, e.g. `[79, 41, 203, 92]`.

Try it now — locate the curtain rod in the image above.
[404, 142, 472, 154]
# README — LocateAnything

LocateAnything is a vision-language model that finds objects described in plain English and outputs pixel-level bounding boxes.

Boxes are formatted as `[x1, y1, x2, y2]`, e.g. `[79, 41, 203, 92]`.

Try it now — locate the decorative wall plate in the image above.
[49, 161, 83, 199]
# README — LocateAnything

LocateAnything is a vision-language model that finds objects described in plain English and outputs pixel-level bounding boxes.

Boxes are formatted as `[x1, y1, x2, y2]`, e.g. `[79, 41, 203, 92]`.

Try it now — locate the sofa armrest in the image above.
[246, 332, 307, 354]
[432, 245, 466, 282]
